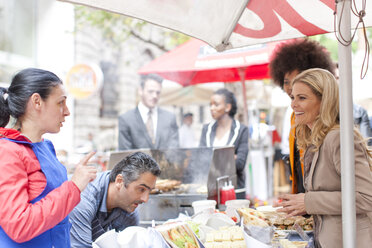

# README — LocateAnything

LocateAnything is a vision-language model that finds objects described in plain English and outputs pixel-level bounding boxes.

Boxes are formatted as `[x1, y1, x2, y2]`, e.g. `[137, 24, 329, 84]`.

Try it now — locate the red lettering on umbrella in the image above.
[234, 0, 335, 38]
[320, 0, 335, 10]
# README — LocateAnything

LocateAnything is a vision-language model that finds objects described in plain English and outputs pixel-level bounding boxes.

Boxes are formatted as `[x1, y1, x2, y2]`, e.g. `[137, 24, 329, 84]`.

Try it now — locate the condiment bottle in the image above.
[228, 180, 236, 200]
[220, 182, 229, 204]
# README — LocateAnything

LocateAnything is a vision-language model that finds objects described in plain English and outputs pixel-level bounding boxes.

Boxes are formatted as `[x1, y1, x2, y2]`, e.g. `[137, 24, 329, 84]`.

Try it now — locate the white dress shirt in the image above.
[213, 130, 230, 147]
[138, 102, 158, 139]
[179, 124, 197, 148]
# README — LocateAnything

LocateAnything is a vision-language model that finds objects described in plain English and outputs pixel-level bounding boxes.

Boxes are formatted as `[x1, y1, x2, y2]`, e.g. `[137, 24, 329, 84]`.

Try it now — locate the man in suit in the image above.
[118, 74, 179, 150]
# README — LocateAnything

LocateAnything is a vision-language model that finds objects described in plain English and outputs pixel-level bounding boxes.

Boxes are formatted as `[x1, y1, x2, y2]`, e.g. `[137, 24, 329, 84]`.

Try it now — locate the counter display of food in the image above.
[108, 146, 236, 224]
[91, 204, 313, 248]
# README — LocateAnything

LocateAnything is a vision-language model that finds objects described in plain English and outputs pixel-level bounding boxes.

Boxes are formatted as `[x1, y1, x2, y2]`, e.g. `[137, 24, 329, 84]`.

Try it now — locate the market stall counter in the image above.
[92, 205, 313, 248]
[108, 146, 237, 225]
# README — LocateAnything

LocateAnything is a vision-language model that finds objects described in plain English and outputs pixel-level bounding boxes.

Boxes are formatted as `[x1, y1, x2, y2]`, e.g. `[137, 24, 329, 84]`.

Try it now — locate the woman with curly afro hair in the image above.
[270, 38, 336, 95]
[269, 39, 336, 194]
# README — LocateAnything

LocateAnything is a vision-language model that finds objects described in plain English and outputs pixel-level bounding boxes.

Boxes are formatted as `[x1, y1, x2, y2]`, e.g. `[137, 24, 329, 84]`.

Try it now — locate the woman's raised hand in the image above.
[71, 151, 97, 192]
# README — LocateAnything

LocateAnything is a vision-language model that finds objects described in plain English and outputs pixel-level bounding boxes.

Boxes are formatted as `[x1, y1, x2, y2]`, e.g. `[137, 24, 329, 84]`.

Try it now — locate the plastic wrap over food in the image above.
[156, 221, 204, 248]
[92, 226, 171, 248]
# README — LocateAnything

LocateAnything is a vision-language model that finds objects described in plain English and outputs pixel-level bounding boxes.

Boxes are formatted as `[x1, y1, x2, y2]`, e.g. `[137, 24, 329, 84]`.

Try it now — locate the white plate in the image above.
[256, 205, 283, 212]
[205, 213, 236, 230]
[94, 229, 120, 248]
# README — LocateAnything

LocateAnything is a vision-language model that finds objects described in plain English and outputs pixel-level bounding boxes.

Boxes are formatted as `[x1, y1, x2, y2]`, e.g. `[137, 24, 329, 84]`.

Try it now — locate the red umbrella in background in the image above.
[138, 38, 290, 124]
[138, 38, 287, 85]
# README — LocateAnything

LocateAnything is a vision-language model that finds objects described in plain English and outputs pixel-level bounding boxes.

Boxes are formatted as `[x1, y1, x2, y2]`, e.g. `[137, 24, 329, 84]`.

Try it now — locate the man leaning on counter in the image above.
[69, 152, 161, 248]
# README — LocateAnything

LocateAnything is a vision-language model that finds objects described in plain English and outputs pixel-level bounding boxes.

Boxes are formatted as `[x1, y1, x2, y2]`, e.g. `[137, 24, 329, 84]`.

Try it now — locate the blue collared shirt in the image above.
[69, 171, 139, 248]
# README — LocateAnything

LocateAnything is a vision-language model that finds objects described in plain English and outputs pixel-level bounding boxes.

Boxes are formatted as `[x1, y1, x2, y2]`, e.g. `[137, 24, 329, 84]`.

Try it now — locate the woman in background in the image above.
[0, 68, 97, 248]
[199, 88, 248, 199]
[276, 68, 372, 247]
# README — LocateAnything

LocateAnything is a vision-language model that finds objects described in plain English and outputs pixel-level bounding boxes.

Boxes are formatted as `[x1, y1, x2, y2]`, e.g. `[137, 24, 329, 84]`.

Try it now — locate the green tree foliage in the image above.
[310, 33, 358, 61]
[74, 5, 189, 52]
[311, 27, 372, 62]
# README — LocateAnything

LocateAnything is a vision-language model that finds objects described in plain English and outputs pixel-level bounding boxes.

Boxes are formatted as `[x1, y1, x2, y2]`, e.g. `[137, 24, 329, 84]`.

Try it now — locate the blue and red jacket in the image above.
[0, 128, 81, 247]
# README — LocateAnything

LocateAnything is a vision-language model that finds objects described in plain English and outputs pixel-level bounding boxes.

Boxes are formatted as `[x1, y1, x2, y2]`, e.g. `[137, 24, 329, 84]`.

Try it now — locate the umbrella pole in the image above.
[238, 68, 249, 126]
[337, 1, 356, 247]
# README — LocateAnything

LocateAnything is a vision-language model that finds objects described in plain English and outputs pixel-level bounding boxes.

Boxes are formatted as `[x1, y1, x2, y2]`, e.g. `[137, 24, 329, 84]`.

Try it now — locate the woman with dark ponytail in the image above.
[0, 68, 97, 248]
[0, 87, 10, 127]
[199, 88, 249, 199]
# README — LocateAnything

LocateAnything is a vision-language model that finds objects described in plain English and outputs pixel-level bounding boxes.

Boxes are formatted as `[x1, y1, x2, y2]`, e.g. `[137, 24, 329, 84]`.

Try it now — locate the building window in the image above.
[0, 0, 36, 83]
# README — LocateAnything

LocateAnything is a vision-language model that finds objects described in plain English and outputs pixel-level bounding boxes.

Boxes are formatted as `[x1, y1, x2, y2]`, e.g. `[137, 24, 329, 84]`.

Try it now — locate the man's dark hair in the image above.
[269, 39, 336, 88]
[214, 88, 237, 118]
[109, 152, 161, 186]
[139, 74, 163, 88]
[183, 113, 193, 119]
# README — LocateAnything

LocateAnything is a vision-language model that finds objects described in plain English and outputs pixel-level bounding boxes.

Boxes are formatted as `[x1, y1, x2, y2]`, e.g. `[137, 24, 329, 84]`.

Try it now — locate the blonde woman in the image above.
[275, 68, 372, 248]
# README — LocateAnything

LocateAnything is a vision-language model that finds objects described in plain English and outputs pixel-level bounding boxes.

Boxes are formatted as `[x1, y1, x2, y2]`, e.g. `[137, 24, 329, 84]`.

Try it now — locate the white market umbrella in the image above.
[58, 0, 371, 246]
[58, 0, 371, 51]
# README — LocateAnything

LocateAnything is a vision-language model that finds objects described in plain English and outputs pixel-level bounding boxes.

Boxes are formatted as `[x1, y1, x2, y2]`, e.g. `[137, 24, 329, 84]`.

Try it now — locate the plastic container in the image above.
[256, 205, 282, 213]
[192, 200, 216, 214]
[225, 199, 250, 209]
[225, 199, 251, 222]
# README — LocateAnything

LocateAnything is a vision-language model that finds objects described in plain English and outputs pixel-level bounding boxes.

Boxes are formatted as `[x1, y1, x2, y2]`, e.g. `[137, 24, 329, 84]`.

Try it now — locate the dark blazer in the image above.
[118, 107, 179, 150]
[199, 119, 249, 190]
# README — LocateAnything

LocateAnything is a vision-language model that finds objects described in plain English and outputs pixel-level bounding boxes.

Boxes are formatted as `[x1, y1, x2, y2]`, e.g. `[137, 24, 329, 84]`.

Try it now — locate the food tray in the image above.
[281, 230, 313, 235]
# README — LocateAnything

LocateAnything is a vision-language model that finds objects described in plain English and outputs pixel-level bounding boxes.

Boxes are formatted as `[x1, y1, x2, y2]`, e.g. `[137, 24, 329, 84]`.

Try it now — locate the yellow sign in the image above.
[65, 64, 103, 99]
